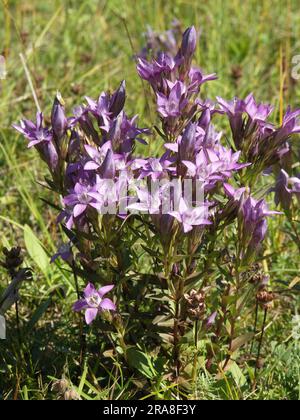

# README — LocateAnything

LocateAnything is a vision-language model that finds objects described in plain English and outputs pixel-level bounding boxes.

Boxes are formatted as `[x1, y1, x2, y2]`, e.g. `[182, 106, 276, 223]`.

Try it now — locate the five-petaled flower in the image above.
[73, 283, 116, 324]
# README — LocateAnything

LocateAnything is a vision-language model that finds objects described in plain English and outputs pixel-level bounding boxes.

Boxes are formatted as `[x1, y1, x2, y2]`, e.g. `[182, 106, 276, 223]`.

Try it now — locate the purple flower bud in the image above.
[180, 26, 197, 60]
[110, 80, 126, 117]
[179, 122, 197, 162]
[206, 311, 217, 328]
[51, 92, 68, 141]
[99, 149, 115, 179]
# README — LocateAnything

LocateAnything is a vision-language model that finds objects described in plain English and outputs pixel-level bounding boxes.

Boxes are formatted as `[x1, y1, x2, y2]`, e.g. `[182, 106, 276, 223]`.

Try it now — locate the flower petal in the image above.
[85, 308, 98, 325]
[73, 204, 87, 218]
[84, 283, 96, 298]
[73, 299, 87, 312]
[100, 298, 116, 311]
[98, 284, 115, 297]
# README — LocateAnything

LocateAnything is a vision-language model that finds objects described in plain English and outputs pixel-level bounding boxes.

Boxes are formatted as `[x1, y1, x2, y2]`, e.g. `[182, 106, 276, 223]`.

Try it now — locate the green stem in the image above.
[192, 320, 199, 386]
[173, 297, 181, 379]
[250, 301, 259, 355]
[254, 307, 268, 384]
[72, 262, 85, 367]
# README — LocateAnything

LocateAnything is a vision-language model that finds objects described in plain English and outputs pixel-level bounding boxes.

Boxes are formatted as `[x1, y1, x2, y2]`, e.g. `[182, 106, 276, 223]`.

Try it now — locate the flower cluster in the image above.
[218, 94, 300, 178]
[13, 25, 293, 330]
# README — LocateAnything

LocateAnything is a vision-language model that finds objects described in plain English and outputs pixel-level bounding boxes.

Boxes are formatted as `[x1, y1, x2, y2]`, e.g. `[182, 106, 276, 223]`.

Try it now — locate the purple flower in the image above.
[138, 154, 176, 181]
[169, 198, 211, 233]
[85, 92, 111, 131]
[84, 142, 113, 171]
[178, 122, 198, 162]
[274, 169, 300, 210]
[206, 311, 217, 328]
[157, 81, 188, 118]
[71, 105, 100, 144]
[244, 94, 273, 123]
[238, 195, 280, 260]
[13, 112, 53, 148]
[217, 96, 246, 148]
[73, 283, 116, 324]
[188, 67, 217, 93]
[216, 183, 246, 225]
[127, 185, 163, 215]
[224, 183, 246, 202]
[137, 53, 178, 87]
[280, 107, 300, 136]
[51, 243, 73, 264]
[182, 146, 248, 189]
[108, 112, 149, 153]
[217, 94, 300, 170]
[13, 112, 59, 173]
[63, 182, 101, 218]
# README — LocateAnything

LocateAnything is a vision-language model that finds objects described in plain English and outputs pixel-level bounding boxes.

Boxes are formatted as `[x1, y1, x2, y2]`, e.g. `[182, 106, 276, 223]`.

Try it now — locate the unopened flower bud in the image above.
[110, 80, 126, 116]
[51, 92, 68, 141]
[179, 122, 197, 162]
[180, 26, 197, 60]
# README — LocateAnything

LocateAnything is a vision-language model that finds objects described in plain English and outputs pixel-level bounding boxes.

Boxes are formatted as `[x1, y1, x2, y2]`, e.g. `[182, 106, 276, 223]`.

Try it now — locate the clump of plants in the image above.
[13, 26, 300, 395]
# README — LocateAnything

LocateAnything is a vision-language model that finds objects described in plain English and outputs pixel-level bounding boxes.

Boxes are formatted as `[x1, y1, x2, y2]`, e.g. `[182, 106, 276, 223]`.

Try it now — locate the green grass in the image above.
[0, 0, 300, 400]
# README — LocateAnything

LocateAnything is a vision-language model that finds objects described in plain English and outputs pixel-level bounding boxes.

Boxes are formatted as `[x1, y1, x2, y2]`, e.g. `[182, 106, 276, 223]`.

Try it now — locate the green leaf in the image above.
[231, 333, 254, 353]
[126, 347, 157, 380]
[26, 298, 52, 332]
[229, 362, 247, 387]
[24, 224, 50, 276]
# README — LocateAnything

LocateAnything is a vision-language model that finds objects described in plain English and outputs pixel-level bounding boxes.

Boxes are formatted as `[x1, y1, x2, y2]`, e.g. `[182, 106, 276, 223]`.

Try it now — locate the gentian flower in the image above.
[217, 96, 246, 148]
[274, 169, 300, 210]
[73, 283, 116, 325]
[84, 142, 113, 171]
[138, 154, 176, 180]
[218, 183, 247, 224]
[108, 112, 149, 153]
[206, 311, 217, 328]
[156, 81, 188, 118]
[244, 93, 273, 123]
[13, 112, 59, 173]
[169, 198, 211, 233]
[13, 112, 53, 148]
[63, 182, 101, 218]
[85, 91, 112, 132]
[238, 196, 280, 261]
[188, 67, 217, 93]
[137, 53, 178, 88]
[183, 146, 248, 189]
[51, 243, 73, 264]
